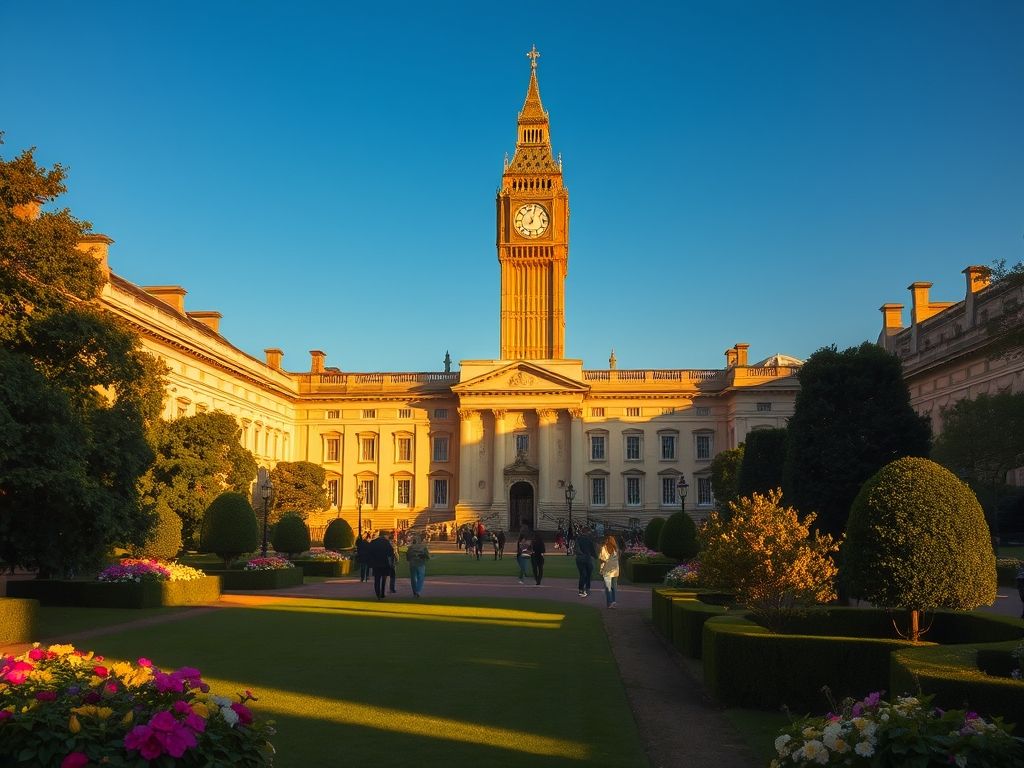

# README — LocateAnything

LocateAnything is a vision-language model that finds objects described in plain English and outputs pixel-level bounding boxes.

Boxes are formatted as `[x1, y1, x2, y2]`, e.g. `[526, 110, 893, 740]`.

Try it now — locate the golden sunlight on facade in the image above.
[86, 49, 802, 533]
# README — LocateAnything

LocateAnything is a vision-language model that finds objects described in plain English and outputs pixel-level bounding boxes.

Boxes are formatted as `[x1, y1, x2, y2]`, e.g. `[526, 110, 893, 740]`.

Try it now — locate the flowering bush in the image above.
[996, 557, 1022, 569]
[0, 643, 274, 767]
[623, 544, 659, 563]
[664, 560, 700, 587]
[772, 691, 1024, 767]
[242, 557, 294, 571]
[295, 549, 351, 561]
[98, 559, 206, 584]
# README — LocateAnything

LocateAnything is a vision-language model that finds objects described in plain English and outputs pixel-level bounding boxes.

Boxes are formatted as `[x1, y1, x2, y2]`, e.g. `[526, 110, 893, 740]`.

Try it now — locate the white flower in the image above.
[211, 695, 232, 707]
[802, 726, 821, 739]
[954, 755, 967, 768]
[798, 740, 828, 764]
[880, 713, 889, 722]
[774, 734, 792, 755]
[220, 705, 239, 727]
[854, 740, 875, 757]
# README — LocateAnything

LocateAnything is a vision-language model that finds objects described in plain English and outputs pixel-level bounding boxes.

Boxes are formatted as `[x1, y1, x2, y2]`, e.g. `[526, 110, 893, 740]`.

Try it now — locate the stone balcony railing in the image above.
[295, 371, 459, 394]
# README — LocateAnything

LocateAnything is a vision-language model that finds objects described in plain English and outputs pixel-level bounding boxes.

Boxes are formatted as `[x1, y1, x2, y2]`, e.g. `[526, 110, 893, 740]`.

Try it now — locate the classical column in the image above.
[457, 408, 477, 507]
[536, 409, 558, 511]
[491, 410, 508, 513]
[568, 408, 584, 503]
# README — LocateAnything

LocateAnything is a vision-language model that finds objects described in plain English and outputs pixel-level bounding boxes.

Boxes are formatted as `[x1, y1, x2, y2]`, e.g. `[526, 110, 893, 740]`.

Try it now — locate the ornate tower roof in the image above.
[507, 45, 561, 174]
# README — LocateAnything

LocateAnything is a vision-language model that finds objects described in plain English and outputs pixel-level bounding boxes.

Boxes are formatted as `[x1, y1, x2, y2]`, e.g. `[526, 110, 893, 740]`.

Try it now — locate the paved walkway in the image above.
[4, 575, 759, 768]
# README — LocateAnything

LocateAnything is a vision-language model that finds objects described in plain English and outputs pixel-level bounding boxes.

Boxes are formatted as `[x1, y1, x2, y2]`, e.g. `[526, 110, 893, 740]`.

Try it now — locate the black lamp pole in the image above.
[677, 475, 689, 516]
[565, 482, 576, 555]
[355, 482, 364, 539]
[260, 477, 273, 557]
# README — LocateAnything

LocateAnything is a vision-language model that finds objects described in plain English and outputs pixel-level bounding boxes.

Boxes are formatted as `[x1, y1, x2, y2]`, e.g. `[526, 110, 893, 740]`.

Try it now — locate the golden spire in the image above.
[519, 45, 547, 123]
[506, 46, 559, 173]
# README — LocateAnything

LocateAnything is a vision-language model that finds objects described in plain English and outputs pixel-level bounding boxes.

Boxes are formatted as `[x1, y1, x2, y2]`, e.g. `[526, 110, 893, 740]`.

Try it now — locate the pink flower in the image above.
[0, 711, 12, 721]
[105, 683, 118, 694]
[28, 648, 46, 661]
[149, 711, 178, 732]
[153, 671, 184, 693]
[35, 691, 57, 701]
[137, 657, 152, 667]
[93, 666, 108, 677]
[2, 660, 35, 685]
[231, 702, 253, 726]
[184, 712, 207, 733]
[125, 725, 164, 761]
[60, 753, 89, 768]
[173, 701, 192, 715]
[148, 711, 197, 758]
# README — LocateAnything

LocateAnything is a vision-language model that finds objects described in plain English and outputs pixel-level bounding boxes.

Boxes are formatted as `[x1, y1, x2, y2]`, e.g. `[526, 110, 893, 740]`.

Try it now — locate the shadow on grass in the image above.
[72, 596, 645, 768]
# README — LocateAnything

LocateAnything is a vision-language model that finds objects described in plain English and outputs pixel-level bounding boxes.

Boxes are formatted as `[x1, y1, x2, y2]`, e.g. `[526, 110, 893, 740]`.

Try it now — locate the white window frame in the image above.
[695, 432, 713, 461]
[395, 478, 412, 507]
[624, 432, 643, 461]
[660, 433, 677, 461]
[432, 435, 450, 463]
[360, 435, 377, 462]
[327, 479, 339, 507]
[590, 476, 607, 507]
[432, 478, 449, 508]
[756, 402, 772, 412]
[325, 437, 340, 463]
[625, 476, 642, 507]
[514, 432, 529, 458]
[589, 432, 607, 461]
[360, 478, 376, 507]
[661, 477, 678, 507]
[396, 435, 412, 462]
[697, 476, 714, 507]
[433, 408, 449, 419]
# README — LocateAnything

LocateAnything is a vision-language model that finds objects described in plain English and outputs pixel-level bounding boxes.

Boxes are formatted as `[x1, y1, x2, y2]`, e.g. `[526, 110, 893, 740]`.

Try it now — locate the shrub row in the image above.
[6, 577, 221, 608]
[203, 568, 303, 590]
[670, 599, 733, 659]
[626, 559, 678, 584]
[292, 560, 352, 577]
[0, 597, 37, 644]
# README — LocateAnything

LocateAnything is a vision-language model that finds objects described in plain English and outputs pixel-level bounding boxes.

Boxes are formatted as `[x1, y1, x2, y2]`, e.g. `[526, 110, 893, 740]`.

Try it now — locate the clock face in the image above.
[514, 203, 550, 238]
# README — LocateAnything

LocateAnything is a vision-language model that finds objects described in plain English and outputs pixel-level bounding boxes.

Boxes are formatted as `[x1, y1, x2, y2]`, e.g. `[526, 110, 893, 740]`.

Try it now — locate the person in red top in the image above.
[475, 520, 485, 560]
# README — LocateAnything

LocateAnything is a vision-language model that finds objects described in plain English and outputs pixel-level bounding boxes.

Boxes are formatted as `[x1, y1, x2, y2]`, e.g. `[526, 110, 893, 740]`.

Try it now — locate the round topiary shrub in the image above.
[845, 456, 997, 640]
[644, 517, 666, 551]
[202, 492, 259, 567]
[323, 518, 355, 551]
[271, 513, 310, 558]
[133, 501, 182, 561]
[658, 511, 699, 561]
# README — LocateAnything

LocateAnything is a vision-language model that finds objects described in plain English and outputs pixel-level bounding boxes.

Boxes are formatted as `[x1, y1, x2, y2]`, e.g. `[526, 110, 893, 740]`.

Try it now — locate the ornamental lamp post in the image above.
[355, 481, 365, 540]
[565, 482, 576, 555]
[259, 475, 273, 557]
[676, 475, 689, 516]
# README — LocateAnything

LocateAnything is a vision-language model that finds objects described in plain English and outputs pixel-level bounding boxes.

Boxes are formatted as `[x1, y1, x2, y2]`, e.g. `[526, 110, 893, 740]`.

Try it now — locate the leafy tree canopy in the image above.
[142, 411, 257, 547]
[710, 444, 744, 515]
[983, 259, 1024, 360]
[268, 461, 329, 524]
[0, 141, 164, 577]
[736, 428, 787, 500]
[783, 342, 931, 538]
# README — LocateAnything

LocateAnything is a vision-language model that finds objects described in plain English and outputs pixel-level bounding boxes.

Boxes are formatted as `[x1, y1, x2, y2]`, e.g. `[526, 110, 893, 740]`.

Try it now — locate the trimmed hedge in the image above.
[651, 587, 699, 639]
[670, 598, 734, 659]
[6, 577, 221, 609]
[891, 642, 1024, 726]
[324, 519, 356, 551]
[204, 568, 303, 590]
[0, 597, 37, 644]
[293, 559, 353, 577]
[997, 564, 1020, 588]
[703, 614, 916, 712]
[626, 559, 678, 584]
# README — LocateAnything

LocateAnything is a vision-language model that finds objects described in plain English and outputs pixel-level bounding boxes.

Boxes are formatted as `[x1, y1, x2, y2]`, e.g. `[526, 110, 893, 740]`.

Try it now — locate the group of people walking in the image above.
[355, 527, 620, 608]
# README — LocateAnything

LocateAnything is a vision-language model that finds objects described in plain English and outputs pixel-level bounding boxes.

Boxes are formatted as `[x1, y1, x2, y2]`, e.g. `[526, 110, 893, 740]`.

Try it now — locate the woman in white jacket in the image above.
[598, 534, 620, 608]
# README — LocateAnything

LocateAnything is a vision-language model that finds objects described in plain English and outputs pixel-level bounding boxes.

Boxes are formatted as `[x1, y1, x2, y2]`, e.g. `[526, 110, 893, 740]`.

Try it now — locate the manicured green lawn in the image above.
[75, 595, 647, 768]
[35, 606, 192, 640]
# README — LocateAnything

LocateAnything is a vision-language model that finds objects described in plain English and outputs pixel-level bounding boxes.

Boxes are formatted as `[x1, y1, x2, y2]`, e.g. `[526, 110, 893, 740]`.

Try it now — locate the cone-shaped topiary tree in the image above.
[202, 492, 259, 567]
[643, 517, 666, 551]
[323, 518, 355, 551]
[271, 513, 310, 558]
[132, 501, 182, 561]
[845, 457, 997, 641]
[658, 511, 699, 561]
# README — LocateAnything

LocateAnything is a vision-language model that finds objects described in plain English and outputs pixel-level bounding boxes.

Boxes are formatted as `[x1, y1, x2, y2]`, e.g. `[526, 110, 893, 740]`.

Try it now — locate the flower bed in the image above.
[0, 597, 37, 645]
[242, 556, 294, 571]
[625, 557, 679, 584]
[772, 691, 1024, 766]
[664, 561, 700, 588]
[99, 559, 207, 583]
[6, 578, 221, 609]
[0, 643, 274, 766]
[996, 557, 1022, 588]
[292, 559, 353, 577]
[203, 568, 303, 590]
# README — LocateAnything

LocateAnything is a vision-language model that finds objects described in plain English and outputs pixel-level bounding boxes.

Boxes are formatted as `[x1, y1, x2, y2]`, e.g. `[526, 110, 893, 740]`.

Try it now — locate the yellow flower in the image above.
[191, 701, 210, 719]
[121, 711, 134, 727]
[47, 644, 75, 656]
[96, 707, 114, 720]
[69, 714, 81, 734]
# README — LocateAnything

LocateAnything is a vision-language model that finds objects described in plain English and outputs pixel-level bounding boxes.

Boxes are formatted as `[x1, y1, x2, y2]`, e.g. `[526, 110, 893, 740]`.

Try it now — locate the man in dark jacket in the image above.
[366, 530, 395, 599]
[355, 534, 370, 582]
[574, 533, 598, 597]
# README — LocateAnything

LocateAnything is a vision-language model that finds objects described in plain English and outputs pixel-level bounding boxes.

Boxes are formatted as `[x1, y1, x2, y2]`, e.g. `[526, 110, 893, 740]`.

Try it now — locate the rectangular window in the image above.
[694, 406, 711, 416]
[696, 433, 712, 461]
[625, 435, 642, 461]
[398, 408, 412, 419]
[362, 409, 377, 419]
[662, 477, 677, 506]
[626, 477, 641, 506]
[660, 435, 676, 460]
[626, 406, 641, 417]
[325, 438, 340, 463]
[661, 407, 674, 415]
[327, 479, 339, 507]
[432, 478, 449, 508]
[360, 437, 376, 462]
[397, 437, 412, 462]
[757, 402, 772, 412]
[590, 434, 606, 461]
[590, 407, 605, 417]
[326, 410, 340, 419]
[397, 518, 410, 530]
[432, 436, 450, 462]
[515, 433, 529, 457]
[591, 477, 606, 506]
[433, 408, 449, 419]
[697, 477, 713, 507]
[360, 479, 376, 507]
[396, 479, 411, 506]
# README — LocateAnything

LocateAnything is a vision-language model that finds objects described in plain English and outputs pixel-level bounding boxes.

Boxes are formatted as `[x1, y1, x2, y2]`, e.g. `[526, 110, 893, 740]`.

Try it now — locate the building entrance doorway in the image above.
[509, 482, 534, 533]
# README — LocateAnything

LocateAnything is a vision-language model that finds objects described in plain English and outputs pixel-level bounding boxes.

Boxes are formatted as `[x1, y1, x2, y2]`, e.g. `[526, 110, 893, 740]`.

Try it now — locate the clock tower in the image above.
[497, 46, 569, 360]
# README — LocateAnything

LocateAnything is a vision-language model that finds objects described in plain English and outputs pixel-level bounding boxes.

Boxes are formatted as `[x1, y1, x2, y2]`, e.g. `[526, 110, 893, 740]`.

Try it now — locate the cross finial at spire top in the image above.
[527, 45, 540, 69]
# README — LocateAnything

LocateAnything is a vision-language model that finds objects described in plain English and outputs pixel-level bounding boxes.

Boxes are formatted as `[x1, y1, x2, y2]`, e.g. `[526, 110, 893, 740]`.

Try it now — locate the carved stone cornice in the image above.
[457, 407, 480, 421]
[536, 408, 558, 423]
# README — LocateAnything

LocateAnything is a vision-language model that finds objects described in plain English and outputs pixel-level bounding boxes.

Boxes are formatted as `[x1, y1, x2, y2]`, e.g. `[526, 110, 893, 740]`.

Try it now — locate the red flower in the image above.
[60, 753, 89, 768]
[0, 711, 12, 721]
[28, 648, 46, 661]
[35, 691, 57, 701]
[230, 702, 253, 725]
[93, 666, 108, 677]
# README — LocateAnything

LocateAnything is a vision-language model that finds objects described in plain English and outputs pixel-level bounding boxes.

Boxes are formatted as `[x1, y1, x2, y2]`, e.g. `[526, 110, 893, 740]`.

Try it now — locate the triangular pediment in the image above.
[452, 361, 588, 395]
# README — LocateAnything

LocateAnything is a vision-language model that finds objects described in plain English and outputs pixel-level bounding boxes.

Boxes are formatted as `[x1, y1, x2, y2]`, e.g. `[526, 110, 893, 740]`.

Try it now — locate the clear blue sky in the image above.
[3, 1, 1022, 372]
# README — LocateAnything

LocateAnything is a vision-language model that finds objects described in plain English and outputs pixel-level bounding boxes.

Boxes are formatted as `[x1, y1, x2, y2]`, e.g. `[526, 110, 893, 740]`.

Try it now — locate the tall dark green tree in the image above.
[783, 343, 931, 537]
[142, 411, 257, 547]
[982, 259, 1024, 359]
[736, 428, 787, 499]
[710, 444, 744, 515]
[269, 461, 329, 524]
[0, 142, 165, 577]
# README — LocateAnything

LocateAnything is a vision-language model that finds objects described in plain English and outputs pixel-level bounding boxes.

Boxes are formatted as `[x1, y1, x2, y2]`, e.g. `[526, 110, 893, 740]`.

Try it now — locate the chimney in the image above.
[265, 348, 283, 370]
[11, 198, 43, 221]
[724, 348, 738, 368]
[143, 286, 187, 314]
[310, 350, 326, 373]
[76, 234, 113, 282]
[908, 282, 935, 325]
[187, 311, 222, 333]
[734, 343, 750, 367]
[963, 265, 991, 328]
[880, 303, 904, 332]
